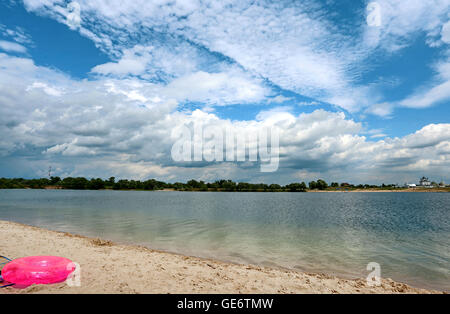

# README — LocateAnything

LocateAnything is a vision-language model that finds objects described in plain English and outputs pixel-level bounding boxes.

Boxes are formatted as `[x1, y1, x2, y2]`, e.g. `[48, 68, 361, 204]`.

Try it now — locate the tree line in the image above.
[0, 177, 314, 192]
[0, 177, 400, 192]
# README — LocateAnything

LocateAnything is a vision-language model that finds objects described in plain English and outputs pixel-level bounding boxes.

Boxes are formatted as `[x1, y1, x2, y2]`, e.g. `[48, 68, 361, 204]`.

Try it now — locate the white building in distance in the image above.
[419, 177, 432, 187]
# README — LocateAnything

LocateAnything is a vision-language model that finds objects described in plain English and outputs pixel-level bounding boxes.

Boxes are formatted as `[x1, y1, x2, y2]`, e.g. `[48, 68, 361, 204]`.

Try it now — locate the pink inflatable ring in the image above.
[2, 256, 76, 288]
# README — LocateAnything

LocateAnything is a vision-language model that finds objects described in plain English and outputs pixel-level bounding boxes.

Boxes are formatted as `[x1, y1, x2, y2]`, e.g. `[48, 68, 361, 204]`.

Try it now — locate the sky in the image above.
[0, 0, 449, 185]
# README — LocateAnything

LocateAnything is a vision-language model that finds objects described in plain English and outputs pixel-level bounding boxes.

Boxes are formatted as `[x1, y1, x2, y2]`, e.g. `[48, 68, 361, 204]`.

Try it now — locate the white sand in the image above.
[0, 220, 441, 294]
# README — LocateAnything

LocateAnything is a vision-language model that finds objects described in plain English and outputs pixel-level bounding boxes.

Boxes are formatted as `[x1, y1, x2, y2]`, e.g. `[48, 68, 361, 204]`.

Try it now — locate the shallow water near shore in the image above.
[0, 189, 448, 291]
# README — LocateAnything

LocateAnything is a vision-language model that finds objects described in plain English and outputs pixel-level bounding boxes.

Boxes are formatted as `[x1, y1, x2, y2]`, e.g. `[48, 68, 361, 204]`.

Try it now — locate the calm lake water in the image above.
[0, 189, 449, 291]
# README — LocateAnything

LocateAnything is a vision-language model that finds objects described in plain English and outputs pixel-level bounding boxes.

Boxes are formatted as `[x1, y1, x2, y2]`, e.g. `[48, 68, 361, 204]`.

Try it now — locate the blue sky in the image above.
[0, 1, 109, 76]
[0, 0, 449, 184]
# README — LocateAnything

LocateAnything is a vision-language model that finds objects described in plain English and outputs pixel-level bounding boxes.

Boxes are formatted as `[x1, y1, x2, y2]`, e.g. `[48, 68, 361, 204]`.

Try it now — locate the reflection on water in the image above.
[0, 189, 448, 291]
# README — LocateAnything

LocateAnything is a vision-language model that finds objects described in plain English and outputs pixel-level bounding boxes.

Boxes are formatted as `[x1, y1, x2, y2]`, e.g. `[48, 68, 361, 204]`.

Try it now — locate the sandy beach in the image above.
[0, 220, 442, 294]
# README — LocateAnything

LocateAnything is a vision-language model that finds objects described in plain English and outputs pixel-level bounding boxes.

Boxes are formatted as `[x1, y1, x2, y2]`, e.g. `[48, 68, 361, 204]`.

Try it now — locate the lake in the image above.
[0, 189, 448, 291]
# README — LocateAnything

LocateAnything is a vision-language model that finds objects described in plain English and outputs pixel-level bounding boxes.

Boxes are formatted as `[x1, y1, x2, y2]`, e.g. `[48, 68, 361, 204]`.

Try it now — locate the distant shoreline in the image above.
[308, 188, 450, 193]
[2, 177, 448, 193]
[1, 187, 449, 193]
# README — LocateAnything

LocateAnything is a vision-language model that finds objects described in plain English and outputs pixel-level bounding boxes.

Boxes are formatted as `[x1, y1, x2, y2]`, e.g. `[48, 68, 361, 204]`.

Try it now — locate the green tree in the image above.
[88, 178, 105, 190]
[50, 176, 61, 185]
[62, 177, 88, 190]
[286, 182, 307, 192]
[316, 179, 328, 190]
[269, 184, 281, 191]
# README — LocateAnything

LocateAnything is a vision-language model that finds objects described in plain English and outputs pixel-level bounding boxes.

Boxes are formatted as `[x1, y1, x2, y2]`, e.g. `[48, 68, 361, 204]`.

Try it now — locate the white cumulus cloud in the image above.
[0, 40, 27, 53]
